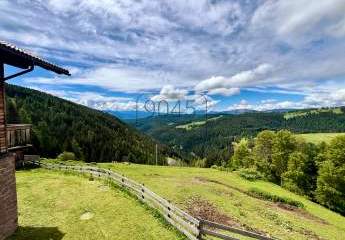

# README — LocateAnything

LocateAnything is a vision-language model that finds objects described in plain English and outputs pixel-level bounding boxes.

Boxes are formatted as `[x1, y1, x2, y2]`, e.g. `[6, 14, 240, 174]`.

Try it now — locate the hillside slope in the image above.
[5, 84, 165, 163]
[100, 163, 345, 240]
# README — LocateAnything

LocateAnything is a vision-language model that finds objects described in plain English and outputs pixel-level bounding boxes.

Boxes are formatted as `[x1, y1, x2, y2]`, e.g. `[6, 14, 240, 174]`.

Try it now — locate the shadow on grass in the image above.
[8, 226, 65, 240]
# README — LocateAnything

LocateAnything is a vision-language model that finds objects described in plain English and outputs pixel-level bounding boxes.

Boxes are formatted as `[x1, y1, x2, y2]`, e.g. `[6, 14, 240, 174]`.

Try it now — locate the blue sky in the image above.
[1, 0, 345, 113]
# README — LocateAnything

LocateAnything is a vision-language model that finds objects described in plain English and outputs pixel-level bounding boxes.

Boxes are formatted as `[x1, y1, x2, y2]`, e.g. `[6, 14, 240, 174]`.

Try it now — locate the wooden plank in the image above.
[142, 191, 199, 236]
[143, 185, 199, 225]
[200, 219, 275, 240]
[201, 229, 239, 240]
[163, 214, 199, 240]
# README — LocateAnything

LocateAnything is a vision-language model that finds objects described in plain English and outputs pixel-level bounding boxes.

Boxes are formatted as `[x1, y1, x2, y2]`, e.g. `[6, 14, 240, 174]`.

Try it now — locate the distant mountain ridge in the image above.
[111, 108, 298, 121]
[131, 106, 345, 166]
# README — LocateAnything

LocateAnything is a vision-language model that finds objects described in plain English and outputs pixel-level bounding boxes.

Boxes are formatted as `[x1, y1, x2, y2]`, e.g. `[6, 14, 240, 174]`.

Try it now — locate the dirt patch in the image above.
[185, 196, 233, 225]
[185, 196, 267, 235]
[275, 202, 328, 225]
[298, 229, 325, 240]
[143, 173, 161, 177]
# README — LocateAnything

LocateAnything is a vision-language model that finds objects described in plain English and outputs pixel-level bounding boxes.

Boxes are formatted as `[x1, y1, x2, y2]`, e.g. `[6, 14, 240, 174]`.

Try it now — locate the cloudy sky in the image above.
[2, 0, 345, 113]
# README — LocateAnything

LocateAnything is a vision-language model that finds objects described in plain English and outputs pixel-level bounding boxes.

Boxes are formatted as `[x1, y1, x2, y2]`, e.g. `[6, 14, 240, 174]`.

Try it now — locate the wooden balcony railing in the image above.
[6, 124, 32, 150]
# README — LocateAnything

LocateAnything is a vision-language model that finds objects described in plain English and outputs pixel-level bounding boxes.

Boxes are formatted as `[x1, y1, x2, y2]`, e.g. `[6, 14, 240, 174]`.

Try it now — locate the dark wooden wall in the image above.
[0, 63, 7, 153]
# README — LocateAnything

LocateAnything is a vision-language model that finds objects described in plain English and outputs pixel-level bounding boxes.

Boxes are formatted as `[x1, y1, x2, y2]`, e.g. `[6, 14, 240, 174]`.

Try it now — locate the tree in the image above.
[230, 138, 252, 169]
[316, 136, 345, 214]
[7, 98, 20, 123]
[19, 107, 31, 123]
[71, 138, 84, 160]
[282, 152, 309, 195]
[272, 130, 297, 183]
[5, 83, 163, 164]
[253, 130, 276, 180]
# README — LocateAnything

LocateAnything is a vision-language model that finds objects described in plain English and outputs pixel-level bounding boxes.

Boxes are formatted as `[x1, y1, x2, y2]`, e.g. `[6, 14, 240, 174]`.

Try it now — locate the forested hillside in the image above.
[132, 108, 345, 165]
[230, 130, 345, 215]
[5, 84, 166, 163]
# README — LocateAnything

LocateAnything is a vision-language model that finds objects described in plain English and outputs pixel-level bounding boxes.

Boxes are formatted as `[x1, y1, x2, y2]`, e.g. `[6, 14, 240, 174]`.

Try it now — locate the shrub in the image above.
[230, 138, 252, 169]
[248, 188, 304, 208]
[210, 165, 229, 172]
[193, 158, 207, 168]
[238, 168, 263, 181]
[57, 151, 76, 161]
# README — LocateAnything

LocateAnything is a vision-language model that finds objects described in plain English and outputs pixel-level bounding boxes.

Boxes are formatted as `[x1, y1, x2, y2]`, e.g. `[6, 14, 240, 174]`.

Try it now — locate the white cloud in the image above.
[208, 87, 240, 96]
[150, 86, 219, 112]
[24, 65, 195, 93]
[228, 88, 345, 112]
[304, 89, 345, 107]
[189, 94, 219, 110]
[1, 0, 345, 108]
[227, 99, 308, 112]
[251, 0, 345, 43]
[151, 85, 188, 101]
[195, 64, 273, 93]
[227, 99, 252, 110]
[30, 87, 141, 111]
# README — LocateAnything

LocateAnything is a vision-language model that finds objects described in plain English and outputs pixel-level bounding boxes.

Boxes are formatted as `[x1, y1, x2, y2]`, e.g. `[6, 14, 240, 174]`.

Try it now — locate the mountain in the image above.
[5, 84, 167, 163]
[132, 107, 345, 166]
[222, 109, 259, 114]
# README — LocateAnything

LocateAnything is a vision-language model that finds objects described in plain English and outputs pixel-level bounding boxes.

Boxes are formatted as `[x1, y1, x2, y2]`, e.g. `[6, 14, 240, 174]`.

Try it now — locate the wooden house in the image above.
[0, 41, 70, 239]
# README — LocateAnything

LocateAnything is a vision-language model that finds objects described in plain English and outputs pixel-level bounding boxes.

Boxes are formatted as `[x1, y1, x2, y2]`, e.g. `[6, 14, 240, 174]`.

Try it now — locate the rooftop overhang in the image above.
[0, 41, 70, 77]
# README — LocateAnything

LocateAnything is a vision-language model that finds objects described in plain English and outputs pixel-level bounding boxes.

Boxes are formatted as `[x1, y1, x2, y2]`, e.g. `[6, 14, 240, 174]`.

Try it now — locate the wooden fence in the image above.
[30, 161, 277, 240]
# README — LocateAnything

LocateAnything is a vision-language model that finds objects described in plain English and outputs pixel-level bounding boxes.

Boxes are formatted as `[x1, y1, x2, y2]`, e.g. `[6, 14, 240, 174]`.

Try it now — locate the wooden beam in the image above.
[0, 62, 8, 154]
[0, 62, 3, 80]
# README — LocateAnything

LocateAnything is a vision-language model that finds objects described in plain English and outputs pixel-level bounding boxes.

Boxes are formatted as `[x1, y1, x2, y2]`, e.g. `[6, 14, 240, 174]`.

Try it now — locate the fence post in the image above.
[141, 184, 145, 200]
[197, 218, 203, 240]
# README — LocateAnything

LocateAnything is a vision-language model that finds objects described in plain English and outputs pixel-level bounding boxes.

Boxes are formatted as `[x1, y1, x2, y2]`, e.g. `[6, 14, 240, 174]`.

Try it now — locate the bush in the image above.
[248, 188, 304, 208]
[238, 168, 263, 181]
[57, 151, 76, 161]
[193, 158, 207, 168]
[210, 165, 229, 172]
[230, 138, 252, 169]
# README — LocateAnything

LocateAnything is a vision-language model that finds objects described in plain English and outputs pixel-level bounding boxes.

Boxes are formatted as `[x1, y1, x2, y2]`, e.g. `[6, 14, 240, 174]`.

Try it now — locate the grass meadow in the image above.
[10, 169, 185, 240]
[99, 163, 345, 240]
[296, 132, 345, 144]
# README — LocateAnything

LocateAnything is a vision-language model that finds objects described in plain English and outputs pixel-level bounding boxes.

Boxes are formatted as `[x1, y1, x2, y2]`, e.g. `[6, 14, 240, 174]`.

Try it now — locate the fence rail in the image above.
[7, 124, 32, 150]
[30, 161, 277, 240]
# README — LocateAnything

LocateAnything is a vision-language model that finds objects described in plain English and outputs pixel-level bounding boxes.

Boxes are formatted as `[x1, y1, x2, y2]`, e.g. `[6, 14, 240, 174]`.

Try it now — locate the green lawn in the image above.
[98, 163, 345, 240]
[176, 115, 223, 130]
[296, 132, 345, 144]
[10, 169, 184, 240]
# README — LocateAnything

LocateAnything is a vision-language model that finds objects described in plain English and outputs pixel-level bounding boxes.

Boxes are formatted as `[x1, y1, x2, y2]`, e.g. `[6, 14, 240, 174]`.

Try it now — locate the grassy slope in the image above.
[284, 108, 343, 120]
[175, 115, 223, 130]
[296, 132, 345, 144]
[11, 169, 184, 240]
[99, 163, 345, 240]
